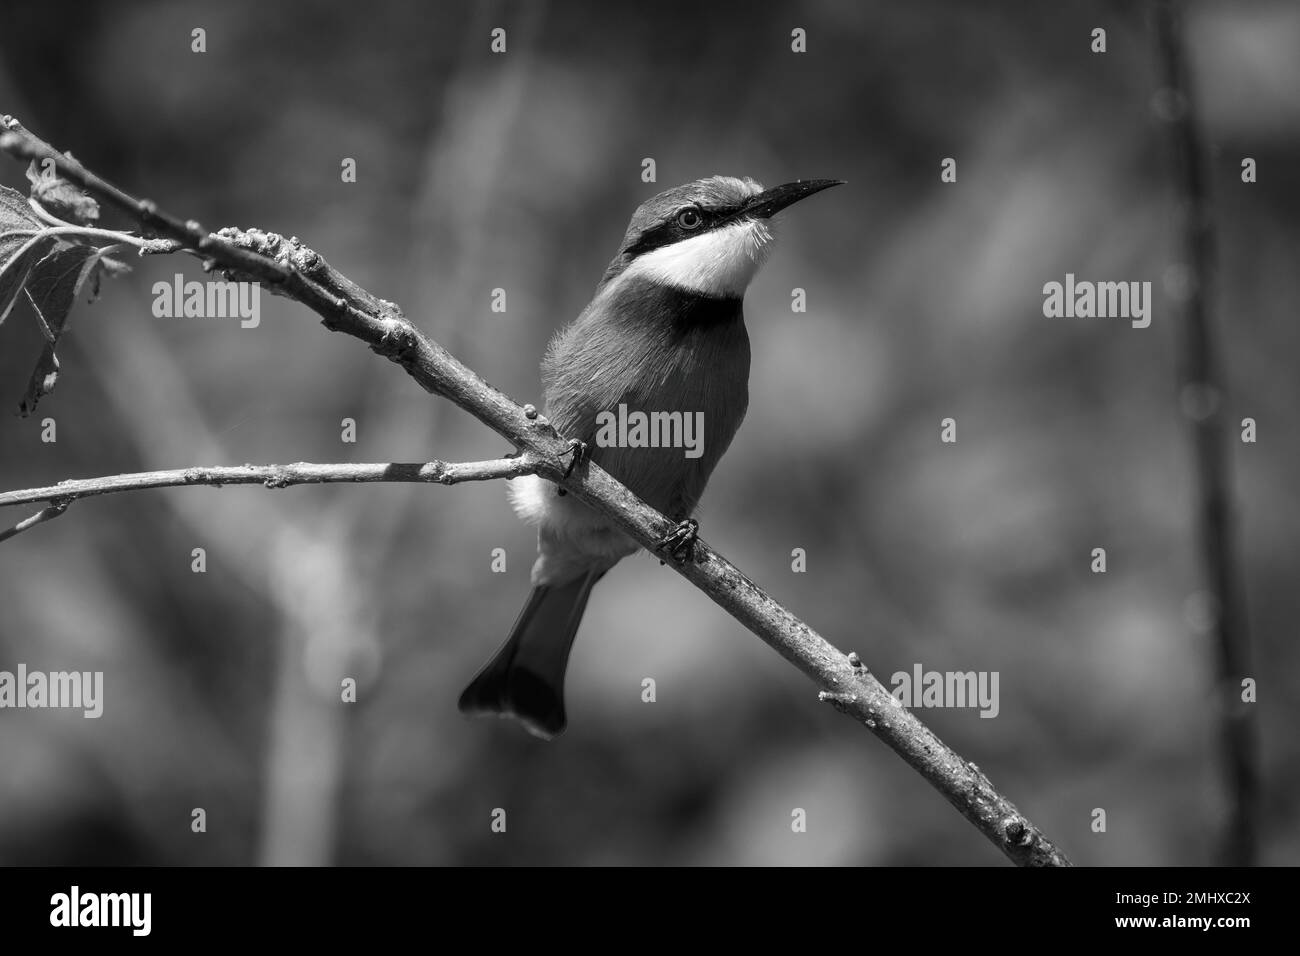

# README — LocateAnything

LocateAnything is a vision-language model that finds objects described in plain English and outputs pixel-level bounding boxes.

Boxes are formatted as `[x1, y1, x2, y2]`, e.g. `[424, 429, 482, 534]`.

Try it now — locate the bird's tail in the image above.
[457, 570, 602, 739]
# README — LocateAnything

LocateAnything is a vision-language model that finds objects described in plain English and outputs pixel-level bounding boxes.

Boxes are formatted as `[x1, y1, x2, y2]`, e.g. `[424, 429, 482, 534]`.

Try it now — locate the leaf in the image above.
[26, 157, 99, 224]
[0, 181, 128, 413]
[0, 183, 52, 325]
[0, 241, 56, 329]
[0, 182, 42, 234]
[70, 244, 128, 307]
[18, 344, 58, 417]
[0, 183, 43, 258]
[26, 241, 96, 334]
[0, 183, 39, 221]
[15, 242, 99, 416]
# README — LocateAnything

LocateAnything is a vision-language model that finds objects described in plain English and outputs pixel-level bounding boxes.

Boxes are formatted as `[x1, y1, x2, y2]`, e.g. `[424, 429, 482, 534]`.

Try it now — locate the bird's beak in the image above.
[735, 179, 845, 220]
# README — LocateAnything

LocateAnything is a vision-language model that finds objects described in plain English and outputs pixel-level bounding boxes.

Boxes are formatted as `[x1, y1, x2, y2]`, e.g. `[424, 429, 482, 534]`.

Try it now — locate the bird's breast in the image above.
[542, 278, 751, 516]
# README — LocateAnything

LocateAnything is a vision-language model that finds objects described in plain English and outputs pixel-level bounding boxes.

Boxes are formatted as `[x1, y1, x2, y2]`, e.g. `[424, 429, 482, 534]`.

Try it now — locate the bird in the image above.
[458, 174, 842, 739]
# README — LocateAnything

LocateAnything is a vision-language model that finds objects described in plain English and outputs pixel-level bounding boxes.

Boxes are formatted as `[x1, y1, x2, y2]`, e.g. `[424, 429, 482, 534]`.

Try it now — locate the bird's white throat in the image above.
[620, 218, 775, 299]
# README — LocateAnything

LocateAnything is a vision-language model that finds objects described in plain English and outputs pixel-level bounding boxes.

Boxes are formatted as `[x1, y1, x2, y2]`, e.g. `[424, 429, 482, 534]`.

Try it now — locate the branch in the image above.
[1153, 0, 1259, 866]
[0, 500, 69, 543]
[0, 117, 1071, 866]
[0, 458, 535, 544]
[0, 457, 538, 509]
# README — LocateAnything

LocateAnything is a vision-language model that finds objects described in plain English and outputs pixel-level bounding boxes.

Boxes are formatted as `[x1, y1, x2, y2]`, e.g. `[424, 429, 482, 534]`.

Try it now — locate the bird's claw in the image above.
[655, 518, 699, 564]
[562, 439, 588, 479]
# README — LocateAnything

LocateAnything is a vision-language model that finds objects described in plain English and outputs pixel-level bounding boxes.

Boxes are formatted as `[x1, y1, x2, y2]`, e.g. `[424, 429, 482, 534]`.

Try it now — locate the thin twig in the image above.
[1153, 0, 1259, 866]
[0, 457, 539, 511]
[0, 117, 1071, 866]
[0, 500, 70, 543]
[0, 222, 165, 252]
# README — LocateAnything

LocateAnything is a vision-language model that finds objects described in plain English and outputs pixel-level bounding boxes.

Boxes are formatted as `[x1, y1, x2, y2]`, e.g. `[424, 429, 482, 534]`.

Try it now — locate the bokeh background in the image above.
[0, 0, 1296, 866]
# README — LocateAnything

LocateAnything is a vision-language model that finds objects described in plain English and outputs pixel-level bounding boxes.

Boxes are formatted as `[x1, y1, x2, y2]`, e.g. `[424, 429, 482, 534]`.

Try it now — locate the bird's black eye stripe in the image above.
[625, 206, 716, 257]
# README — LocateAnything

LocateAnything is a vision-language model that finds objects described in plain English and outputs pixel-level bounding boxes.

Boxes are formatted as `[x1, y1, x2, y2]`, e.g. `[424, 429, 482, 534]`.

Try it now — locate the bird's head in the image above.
[600, 175, 842, 299]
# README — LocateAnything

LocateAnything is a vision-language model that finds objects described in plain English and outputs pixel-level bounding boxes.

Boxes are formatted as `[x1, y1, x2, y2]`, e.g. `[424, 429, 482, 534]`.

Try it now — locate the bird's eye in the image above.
[677, 207, 703, 230]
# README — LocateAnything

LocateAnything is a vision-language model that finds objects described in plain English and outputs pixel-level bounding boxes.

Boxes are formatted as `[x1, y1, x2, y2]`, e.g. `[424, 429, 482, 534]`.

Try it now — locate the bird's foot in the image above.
[656, 518, 699, 565]
[557, 440, 587, 495]
[562, 439, 588, 479]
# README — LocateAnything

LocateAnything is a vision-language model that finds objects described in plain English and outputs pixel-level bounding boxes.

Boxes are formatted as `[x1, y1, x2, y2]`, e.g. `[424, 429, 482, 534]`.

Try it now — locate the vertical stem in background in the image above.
[257, 528, 357, 867]
[1153, 0, 1259, 866]
[258, 618, 344, 867]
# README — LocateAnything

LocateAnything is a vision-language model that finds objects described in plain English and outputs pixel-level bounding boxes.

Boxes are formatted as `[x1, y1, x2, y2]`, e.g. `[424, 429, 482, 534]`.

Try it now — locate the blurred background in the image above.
[0, 0, 1296, 866]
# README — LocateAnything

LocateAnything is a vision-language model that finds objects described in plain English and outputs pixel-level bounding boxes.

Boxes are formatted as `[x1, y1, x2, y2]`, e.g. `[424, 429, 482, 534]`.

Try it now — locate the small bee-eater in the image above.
[460, 175, 842, 738]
